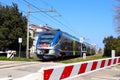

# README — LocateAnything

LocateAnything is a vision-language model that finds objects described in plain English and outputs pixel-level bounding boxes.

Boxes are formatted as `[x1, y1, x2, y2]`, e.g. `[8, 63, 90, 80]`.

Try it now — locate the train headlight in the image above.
[51, 50, 55, 54]
[49, 49, 55, 54]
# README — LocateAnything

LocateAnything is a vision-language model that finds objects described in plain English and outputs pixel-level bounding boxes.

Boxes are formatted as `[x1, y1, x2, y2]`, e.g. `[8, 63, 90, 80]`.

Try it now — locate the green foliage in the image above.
[103, 36, 120, 57]
[0, 56, 40, 61]
[0, 3, 33, 55]
[115, 0, 120, 34]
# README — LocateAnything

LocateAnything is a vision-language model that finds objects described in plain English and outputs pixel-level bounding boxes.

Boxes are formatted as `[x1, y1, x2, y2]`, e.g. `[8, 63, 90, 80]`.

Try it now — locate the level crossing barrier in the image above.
[40, 57, 120, 80]
[7, 50, 16, 59]
[0, 57, 120, 80]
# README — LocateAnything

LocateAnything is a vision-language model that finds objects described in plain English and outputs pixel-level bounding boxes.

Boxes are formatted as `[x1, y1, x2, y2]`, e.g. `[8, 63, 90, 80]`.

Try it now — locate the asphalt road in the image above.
[0, 61, 120, 80]
[0, 61, 62, 79]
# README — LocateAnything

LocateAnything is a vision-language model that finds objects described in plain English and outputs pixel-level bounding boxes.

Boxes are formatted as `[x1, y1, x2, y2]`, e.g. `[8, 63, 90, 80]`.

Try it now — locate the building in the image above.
[29, 24, 53, 58]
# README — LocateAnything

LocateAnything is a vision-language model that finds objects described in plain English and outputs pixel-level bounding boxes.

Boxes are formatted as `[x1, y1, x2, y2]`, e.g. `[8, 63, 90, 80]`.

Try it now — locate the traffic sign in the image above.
[18, 38, 22, 43]
[80, 37, 84, 43]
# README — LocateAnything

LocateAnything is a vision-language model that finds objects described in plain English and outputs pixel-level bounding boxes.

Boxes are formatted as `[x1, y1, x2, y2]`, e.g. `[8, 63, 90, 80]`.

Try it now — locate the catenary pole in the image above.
[25, 0, 56, 59]
[26, 4, 30, 59]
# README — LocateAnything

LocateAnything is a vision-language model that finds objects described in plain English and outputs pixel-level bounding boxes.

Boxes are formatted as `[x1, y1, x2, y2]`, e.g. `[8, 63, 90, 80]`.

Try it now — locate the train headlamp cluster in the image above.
[51, 50, 55, 54]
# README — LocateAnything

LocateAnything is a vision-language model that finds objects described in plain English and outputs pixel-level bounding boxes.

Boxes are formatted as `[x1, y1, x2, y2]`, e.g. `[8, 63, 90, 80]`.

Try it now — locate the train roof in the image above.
[62, 31, 79, 41]
[38, 29, 90, 44]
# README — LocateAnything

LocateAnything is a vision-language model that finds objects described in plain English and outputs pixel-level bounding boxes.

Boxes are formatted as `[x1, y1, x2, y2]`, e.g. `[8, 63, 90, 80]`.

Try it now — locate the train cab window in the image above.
[40, 33, 55, 44]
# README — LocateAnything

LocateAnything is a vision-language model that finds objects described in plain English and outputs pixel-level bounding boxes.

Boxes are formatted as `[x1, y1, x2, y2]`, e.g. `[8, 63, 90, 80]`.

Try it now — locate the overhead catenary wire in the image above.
[10, 0, 81, 37]
[39, 0, 82, 37]
[2, 0, 59, 29]
[23, 0, 81, 37]
[2, 0, 83, 38]
[24, 0, 62, 28]
[17, 0, 56, 27]
[21, 11, 47, 25]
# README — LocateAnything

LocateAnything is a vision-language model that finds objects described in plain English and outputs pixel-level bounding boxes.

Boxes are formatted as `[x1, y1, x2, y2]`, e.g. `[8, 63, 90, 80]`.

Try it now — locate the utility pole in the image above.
[26, 2, 56, 59]
[26, 4, 30, 59]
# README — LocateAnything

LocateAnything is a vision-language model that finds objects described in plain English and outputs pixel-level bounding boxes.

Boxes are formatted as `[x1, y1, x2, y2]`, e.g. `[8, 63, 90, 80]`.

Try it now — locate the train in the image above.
[36, 29, 95, 60]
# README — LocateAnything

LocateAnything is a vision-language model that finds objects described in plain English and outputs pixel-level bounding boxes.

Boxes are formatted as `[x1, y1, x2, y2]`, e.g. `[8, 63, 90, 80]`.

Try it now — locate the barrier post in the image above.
[83, 53, 86, 60]
[18, 38, 22, 58]
[7, 50, 16, 59]
[111, 50, 117, 69]
[111, 50, 115, 58]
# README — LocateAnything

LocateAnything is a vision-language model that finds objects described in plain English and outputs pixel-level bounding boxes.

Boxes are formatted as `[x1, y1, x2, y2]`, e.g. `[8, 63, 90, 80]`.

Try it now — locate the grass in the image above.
[0, 56, 41, 61]
[59, 54, 108, 64]
[0, 54, 108, 63]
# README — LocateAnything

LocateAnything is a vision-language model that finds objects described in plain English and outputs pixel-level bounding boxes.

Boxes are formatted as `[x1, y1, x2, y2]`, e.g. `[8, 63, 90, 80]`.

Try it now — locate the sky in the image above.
[0, 0, 118, 48]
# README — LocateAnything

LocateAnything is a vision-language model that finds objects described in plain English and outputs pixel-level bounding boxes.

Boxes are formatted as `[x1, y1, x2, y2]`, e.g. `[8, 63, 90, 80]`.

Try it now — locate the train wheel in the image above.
[60, 52, 65, 57]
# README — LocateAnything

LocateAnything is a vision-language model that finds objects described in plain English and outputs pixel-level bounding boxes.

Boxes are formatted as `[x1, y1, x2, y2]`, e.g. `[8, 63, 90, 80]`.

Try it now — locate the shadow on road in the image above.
[39, 56, 81, 62]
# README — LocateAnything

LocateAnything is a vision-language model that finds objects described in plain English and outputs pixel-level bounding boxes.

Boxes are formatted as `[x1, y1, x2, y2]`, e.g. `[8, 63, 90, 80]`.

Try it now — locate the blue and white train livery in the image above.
[36, 30, 95, 59]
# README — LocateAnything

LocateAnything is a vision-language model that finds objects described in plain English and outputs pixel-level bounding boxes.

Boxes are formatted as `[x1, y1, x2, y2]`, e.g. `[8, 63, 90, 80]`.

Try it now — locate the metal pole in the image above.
[81, 43, 82, 56]
[26, 4, 30, 59]
[24, 0, 55, 59]
[80, 37, 83, 57]
[19, 43, 21, 58]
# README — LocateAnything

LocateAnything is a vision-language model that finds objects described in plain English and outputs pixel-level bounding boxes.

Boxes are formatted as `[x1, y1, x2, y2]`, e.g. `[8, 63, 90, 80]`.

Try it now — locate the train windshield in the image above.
[40, 33, 55, 44]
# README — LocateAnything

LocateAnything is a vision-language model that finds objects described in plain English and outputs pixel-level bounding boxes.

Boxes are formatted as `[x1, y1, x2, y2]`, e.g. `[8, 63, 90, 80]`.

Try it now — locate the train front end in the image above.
[36, 30, 62, 60]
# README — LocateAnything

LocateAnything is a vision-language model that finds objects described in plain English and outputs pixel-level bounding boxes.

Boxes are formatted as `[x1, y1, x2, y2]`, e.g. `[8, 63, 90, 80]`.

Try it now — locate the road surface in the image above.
[0, 61, 120, 80]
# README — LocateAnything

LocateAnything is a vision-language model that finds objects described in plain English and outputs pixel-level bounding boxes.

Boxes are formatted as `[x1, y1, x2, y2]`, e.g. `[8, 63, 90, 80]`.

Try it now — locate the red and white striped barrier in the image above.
[40, 57, 120, 80]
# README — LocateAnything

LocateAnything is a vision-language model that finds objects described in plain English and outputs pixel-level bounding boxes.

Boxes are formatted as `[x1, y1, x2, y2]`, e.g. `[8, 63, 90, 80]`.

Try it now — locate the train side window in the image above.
[60, 38, 66, 50]
[76, 42, 81, 51]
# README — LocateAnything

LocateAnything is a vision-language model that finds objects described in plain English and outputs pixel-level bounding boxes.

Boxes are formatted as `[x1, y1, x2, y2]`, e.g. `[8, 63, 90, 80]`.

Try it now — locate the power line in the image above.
[24, 0, 79, 36]
[17, 0, 54, 26]
[3, 0, 82, 38]
[24, 0, 60, 28]
[22, 0, 75, 33]
[39, 0, 82, 37]
[20, 4, 58, 31]
[21, 10, 49, 25]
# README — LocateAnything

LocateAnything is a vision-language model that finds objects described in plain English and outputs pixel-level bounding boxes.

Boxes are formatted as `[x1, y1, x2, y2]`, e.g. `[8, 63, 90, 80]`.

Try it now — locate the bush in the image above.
[103, 36, 120, 57]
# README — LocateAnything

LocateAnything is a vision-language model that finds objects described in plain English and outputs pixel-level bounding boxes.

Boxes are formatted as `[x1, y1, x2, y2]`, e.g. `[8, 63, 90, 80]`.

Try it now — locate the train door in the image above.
[59, 37, 73, 56]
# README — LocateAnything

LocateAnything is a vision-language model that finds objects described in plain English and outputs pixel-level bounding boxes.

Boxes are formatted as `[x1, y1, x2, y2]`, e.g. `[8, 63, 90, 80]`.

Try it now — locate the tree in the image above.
[103, 36, 120, 56]
[0, 3, 33, 57]
[104, 0, 120, 56]
[115, 0, 120, 34]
